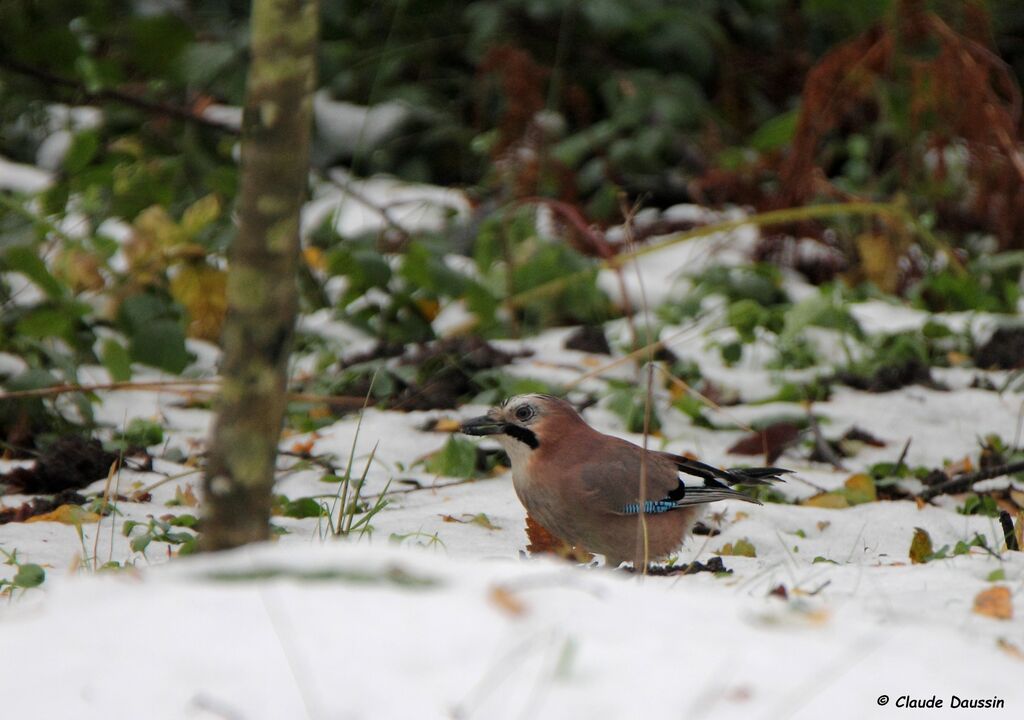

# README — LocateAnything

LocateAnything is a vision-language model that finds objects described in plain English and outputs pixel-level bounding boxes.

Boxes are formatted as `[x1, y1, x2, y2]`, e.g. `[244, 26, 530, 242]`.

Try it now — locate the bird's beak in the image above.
[460, 415, 505, 436]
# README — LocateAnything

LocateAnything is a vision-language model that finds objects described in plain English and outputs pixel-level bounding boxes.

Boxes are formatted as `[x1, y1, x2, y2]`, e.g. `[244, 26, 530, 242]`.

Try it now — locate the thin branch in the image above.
[0, 59, 239, 134]
[0, 379, 370, 410]
[921, 460, 1024, 499]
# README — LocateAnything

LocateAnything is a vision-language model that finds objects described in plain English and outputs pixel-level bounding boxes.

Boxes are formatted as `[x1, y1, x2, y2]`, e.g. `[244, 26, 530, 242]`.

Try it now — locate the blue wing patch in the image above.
[622, 500, 678, 515]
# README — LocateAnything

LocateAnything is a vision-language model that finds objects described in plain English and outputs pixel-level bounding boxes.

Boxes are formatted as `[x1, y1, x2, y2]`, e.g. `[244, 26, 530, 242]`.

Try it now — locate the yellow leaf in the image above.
[945, 456, 973, 476]
[180, 194, 221, 238]
[432, 418, 462, 433]
[26, 505, 101, 525]
[801, 492, 850, 509]
[909, 527, 933, 564]
[170, 264, 227, 341]
[489, 585, 527, 617]
[843, 473, 877, 505]
[134, 205, 182, 248]
[415, 298, 440, 321]
[997, 638, 1024, 660]
[303, 246, 326, 272]
[973, 586, 1013, 620]
[54, 247, 105, 293]
[108, 136, 145, 158]
[173, 484, 200, 508]
[718, 538, 757, 557]
[855, 234, 900, 294]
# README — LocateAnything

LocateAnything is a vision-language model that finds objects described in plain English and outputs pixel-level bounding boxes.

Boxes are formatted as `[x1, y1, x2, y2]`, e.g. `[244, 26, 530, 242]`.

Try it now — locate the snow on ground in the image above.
[2, 191, 1023, 716]
[2, 327, 1023, 718]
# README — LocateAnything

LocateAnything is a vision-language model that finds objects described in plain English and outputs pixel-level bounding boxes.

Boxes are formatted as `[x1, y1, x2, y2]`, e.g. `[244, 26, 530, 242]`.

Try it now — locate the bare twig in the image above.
[921, 460, 1024, 499]
[807, 412, 846, 471]
[0, 380, 370, 410]
[894, 437, 912, 476]
[0, 59, 239, 134]
[999, 510, 1020, 552]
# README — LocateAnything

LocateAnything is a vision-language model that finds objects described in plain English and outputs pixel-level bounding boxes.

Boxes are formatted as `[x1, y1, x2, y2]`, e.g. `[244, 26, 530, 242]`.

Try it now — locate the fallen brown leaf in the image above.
[974, 586, 1013, 620]
[727, 422, 801, 464]
[25, 505, 101, 525]
[997, 638, 1024, 660]
[488, 585, 527, 617]
[525, 514, 592, 562]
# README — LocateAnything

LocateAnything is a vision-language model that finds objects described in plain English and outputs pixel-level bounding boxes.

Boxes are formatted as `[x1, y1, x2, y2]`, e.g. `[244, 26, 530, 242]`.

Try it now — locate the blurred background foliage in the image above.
[2, 0, 1024, 438]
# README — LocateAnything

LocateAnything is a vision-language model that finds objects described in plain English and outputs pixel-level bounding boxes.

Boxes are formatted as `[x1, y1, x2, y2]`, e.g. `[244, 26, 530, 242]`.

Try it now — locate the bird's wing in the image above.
[576, 438, 682, 514]
[656, 451, 792, 486]
[576, 440, 781, 515]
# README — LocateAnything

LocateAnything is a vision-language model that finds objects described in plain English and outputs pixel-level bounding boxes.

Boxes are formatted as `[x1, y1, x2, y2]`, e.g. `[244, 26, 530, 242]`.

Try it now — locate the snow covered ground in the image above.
[2, 322, 1022, 719]
[1, 180, 1023, 717]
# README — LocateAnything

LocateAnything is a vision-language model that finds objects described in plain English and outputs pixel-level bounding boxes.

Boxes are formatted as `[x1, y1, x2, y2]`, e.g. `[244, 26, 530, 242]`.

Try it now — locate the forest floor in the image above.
[1, 187, 1023, 719]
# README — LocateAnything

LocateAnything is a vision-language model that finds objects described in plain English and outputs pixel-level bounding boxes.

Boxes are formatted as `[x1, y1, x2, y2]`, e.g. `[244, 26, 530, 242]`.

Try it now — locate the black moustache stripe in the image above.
[503, 424, 539, 449]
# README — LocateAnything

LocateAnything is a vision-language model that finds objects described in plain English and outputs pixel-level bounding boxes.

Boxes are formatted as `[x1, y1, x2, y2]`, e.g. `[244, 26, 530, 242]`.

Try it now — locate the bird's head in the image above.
[459, 394, 581, 458]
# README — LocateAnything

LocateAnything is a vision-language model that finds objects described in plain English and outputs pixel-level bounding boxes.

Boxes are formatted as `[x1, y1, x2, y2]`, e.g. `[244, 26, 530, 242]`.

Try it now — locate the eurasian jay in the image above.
[461, 394, 789, 568]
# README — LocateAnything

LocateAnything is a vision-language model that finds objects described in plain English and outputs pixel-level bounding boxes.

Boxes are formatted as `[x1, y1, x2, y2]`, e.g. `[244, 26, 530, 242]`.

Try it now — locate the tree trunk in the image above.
[202, 0, 318, 550]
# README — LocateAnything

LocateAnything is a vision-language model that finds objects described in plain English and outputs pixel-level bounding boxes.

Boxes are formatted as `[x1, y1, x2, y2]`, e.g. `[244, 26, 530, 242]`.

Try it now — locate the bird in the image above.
[460, 394, 790, 568]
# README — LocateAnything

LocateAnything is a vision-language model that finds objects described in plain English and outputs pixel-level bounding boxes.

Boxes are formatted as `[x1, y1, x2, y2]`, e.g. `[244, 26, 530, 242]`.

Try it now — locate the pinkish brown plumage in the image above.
[461, 394, 789, 568]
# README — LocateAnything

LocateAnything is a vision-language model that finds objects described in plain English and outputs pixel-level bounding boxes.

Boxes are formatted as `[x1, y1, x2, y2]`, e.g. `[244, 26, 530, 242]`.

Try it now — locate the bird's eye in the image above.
[514, 405, 535, 422]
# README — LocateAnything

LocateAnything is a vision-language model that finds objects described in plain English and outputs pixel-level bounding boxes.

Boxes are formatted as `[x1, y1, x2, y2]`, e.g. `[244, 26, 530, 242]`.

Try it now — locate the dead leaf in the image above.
[432, 418, 462, 433]
[997, 638, 1024, 660]
[525, 514, 592, 562]
[802, 492, 849, 509]
[173, 484, 199, 508]
[170, 263, 227, 341]
[302, 246, 326, 272]
[843, 473, 877, 504]
[973, 586, 1013, 620]
[855, 233, 900, 294]
[291, 437, 317, 455]
[727, 422, 801, 464]
[1009, 490, 1024, 509]
[440, 513, 500, 530]
[816, 520, 831, 532]
[945, 456, 974, 477]
[25, 505, 101, 525]
[717, 538, 757, 557]
[909, 527, 934, 564]
[489, 585, 527, 617]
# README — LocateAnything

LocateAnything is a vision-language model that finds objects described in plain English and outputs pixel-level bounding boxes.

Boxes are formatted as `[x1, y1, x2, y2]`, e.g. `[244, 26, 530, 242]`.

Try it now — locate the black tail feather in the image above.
[725, 466, 793, 485]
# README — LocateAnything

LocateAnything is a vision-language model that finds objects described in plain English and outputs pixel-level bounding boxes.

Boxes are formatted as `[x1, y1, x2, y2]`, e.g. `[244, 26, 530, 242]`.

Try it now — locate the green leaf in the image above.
[909, 527, 934, 564]
[130, 535, 152, 553]
[118, 417, 164, 447]
[4, 247, 64, 298]
[987, 568, 1006, 582]
[717, 538, 757, 557]
[101, 339, 132, 381]
[426, 436, 478, 478]
[129, 319, 190, 373]
[780, 293, 862, 347]
[749, 110, 799, 153]
[276, 496, 325, 519]
[13, 563, 45, 588]
[64, 131, 100, 173]
[168, 514, 199, 528]
[15, 307, 75, 340]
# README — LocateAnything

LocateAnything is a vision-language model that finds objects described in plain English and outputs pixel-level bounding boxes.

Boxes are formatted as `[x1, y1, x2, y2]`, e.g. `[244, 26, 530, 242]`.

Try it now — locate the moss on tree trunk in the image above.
[202, 0, 318, 550]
